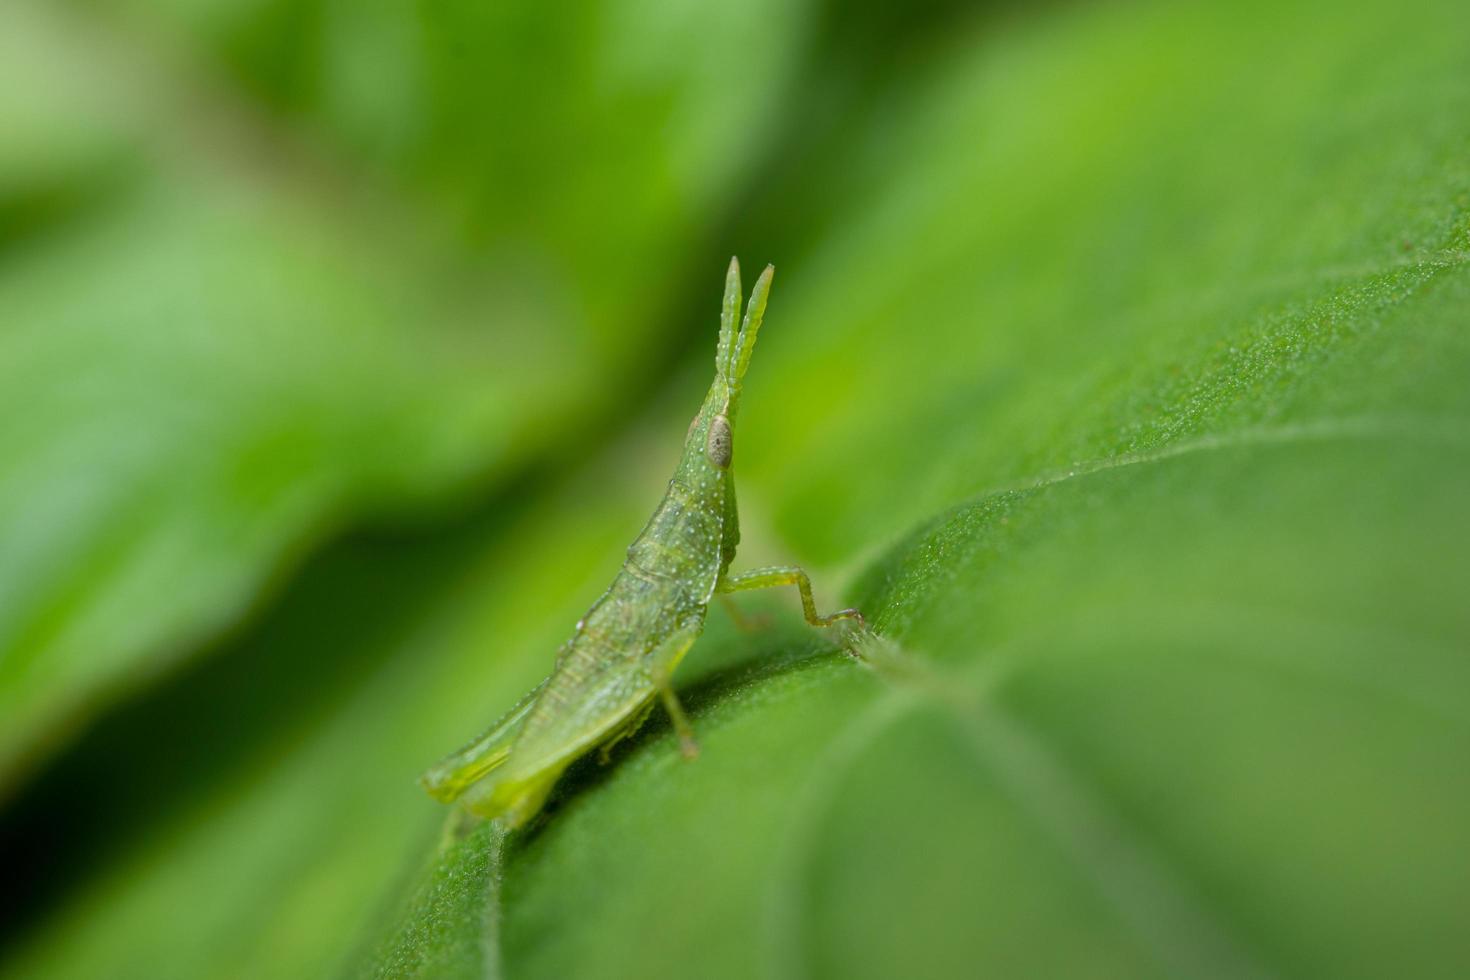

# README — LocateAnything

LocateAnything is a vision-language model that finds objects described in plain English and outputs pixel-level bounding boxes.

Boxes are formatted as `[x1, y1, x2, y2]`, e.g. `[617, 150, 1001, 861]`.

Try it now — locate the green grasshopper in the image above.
[422, 258, 864, 828]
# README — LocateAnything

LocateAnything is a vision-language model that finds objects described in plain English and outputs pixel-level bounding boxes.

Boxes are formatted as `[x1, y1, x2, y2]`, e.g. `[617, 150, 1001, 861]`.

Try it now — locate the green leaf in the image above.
[0, 471, 651, 979]
[0, 0, 806, 790]
[96, 0, 811, 363]
[358, 819, 507, 980]
[375, 2, 1470, 976]
[0, 158, 513, 789]
[4, 0, 1469, 978]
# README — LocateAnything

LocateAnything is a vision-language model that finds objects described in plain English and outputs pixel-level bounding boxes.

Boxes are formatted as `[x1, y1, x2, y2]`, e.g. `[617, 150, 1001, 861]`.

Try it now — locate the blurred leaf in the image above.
[0, 461, 651, 979]
[92, 0, 812, 362]
[0, 0, 809, 789]
[3, 0, 1469, 978]
[0, 6, 516, 790]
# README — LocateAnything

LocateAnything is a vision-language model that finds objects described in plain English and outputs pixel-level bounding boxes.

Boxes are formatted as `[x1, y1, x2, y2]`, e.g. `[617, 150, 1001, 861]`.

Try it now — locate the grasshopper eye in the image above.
[706, 414, 732, 468]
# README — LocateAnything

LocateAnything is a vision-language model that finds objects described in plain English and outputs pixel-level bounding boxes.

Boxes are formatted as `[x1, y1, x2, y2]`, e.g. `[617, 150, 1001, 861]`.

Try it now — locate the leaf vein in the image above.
[945, 699, 1280, 980]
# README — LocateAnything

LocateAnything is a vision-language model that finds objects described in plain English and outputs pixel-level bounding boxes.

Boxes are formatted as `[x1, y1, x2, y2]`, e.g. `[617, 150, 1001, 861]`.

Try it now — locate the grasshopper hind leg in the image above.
[464, 766, 564, 828]
[598, 696, 659, 764]
[420, 679, 547, 802]
[462, 695, 659, 830]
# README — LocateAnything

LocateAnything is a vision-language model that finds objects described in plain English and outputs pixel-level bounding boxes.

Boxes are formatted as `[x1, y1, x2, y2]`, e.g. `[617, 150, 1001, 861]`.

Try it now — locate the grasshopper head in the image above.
[681, 258, 772, 477]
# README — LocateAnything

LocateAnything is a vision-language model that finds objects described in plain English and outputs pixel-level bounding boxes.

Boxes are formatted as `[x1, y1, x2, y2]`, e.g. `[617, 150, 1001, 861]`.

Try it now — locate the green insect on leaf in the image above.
[421, 259, 864, 828]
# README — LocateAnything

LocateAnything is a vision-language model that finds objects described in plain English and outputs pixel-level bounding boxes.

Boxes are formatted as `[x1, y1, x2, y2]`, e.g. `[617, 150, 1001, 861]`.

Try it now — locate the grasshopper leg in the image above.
[420, 678, 547, 802]
[652, 667, 700, 759]
[644, 624, 702, 759]
[717, 565, 865, 630]
[598, 697, 659, 764]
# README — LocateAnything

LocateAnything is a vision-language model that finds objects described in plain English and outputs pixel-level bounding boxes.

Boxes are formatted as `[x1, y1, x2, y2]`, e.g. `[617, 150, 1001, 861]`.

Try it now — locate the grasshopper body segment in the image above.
[422, 259, 860, 828]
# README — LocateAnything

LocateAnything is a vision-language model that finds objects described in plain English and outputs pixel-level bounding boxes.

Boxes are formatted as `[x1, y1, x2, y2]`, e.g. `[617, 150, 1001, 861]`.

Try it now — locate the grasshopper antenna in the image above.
[731, 264, 773, 387]
[716, 256, 742, 379]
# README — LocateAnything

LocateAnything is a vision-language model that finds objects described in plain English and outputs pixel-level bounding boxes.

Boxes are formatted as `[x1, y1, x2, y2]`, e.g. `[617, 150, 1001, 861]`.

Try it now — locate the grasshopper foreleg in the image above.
[717, 565, 865, 630]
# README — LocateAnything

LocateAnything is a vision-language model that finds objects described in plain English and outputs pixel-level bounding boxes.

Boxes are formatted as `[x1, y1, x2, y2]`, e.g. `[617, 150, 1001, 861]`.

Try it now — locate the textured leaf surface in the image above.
[374, 1, 1470, 976]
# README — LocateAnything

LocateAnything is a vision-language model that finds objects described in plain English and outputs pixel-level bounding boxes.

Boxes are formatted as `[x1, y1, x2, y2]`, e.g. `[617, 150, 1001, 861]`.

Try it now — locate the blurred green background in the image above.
[2, 0, 1468, 977]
